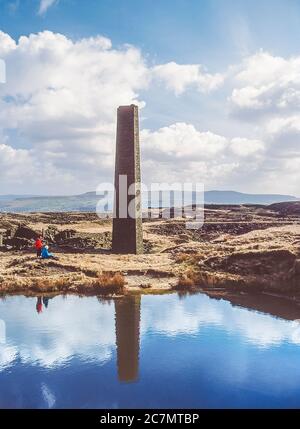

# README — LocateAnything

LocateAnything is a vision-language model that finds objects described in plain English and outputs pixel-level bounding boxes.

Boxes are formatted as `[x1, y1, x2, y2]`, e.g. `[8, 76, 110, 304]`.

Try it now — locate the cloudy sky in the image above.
[0, 0, 300, 195]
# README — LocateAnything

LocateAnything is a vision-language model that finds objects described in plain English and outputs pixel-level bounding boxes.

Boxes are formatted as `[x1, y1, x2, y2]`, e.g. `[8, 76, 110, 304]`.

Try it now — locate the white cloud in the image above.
[141, 122, 265, 185]
[0, 30, 149, 193]
[267, 115, 300, 136]
[0, 30, 252, 195]
[0, 320, 5, 344]
[141, 294, 300, 348]
[230, 51, 300, 114]
[0, 30, 299, 195]
[0, 59, 6, 83]
[225, 51, 300, 194]
[2, 293, 300, 374]
[152, 62, 224, 95]
[41, 384, 56, 409]
[0, 31, 16, 56]
[0, 141, 34, 183]
[0, 296, 116, 370]
[2, 293, 300, 402]
[229, 137, 265, 157]
[38, 0, 58, 15]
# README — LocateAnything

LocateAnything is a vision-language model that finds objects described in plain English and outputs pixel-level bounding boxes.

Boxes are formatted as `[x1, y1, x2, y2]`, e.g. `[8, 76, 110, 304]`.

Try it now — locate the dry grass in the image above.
[89, 272, 125, 294]
[1, 208, 300, 296]
[32, 276, 71, 292]
[174, 253, 192, 264]
[173, 269, 200, 291]
[0, 271, 125, 296]
[174, 251, 208, 267]
[173, 264, 251, 292]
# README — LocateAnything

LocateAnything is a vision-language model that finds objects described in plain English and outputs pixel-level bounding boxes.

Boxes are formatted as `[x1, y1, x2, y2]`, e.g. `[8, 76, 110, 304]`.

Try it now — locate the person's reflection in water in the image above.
[42, 296, 53, 309]
[36, 296, 53, 313]
[36, 297, 43, 314]
[114, 296, 141, 383]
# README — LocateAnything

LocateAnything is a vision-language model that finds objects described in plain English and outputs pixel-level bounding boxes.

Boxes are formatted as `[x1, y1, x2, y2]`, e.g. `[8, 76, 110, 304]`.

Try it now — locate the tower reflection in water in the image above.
[114, 296, 141, 383]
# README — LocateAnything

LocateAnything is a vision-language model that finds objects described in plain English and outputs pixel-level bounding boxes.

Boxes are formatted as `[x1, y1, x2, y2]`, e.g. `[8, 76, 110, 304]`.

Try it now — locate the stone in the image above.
[294, 260, 300, 275]
[14, 225, 38, 240]
[112, 105, 143, 254]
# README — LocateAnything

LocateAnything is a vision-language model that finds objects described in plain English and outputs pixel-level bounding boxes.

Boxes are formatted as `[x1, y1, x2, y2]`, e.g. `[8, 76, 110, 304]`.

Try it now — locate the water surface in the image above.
[1, 293, 300, 408]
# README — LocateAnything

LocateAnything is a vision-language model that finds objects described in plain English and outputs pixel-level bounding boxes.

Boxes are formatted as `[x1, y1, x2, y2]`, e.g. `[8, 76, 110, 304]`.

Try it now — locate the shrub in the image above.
[90, 272, 125, 294]
[173, 269, 199, 291]
[174, 253, 191, 264]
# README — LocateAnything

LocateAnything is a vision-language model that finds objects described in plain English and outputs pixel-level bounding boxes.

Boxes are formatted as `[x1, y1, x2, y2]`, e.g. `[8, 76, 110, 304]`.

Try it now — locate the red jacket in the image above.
[35, 239, 43, 250]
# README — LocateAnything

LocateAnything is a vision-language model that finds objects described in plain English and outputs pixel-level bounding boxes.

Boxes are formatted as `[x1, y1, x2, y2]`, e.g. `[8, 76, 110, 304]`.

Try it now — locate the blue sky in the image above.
[1, 0, 300, 66]
[0, 0, 300, 194]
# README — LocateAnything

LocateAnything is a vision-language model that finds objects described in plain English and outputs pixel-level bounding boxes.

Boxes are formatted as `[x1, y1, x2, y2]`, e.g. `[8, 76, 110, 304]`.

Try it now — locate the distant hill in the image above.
[0, 190, 298, 212]
[0, 193, 98, 212]
[0, 194, 38, 201]
[204, 190, 298, 205]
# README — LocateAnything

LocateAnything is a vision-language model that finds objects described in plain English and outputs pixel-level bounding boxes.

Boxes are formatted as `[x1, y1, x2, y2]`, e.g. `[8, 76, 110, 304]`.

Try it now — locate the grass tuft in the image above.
[173, 269, 199, 291]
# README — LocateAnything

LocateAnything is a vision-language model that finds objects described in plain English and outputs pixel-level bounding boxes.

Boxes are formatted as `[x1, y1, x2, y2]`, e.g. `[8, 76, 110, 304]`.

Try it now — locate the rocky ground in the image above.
[0, 202, 300, 297]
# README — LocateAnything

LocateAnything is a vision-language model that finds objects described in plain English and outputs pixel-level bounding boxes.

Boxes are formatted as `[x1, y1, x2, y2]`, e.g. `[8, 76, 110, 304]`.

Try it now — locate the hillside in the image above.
[205, 190, 298, 205]
[1, 204, 300, 295]
[269, 201, 300, 215]
[0, 195, 38, 201]
[0, 190, 298, 212]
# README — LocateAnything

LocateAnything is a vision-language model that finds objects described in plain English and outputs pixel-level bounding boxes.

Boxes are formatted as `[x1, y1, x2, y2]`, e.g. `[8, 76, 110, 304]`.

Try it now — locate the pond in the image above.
[1, 292, 300, 409]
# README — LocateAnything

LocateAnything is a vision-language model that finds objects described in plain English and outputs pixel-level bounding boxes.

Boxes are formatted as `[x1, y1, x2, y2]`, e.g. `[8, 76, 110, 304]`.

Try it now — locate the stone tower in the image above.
[114, 296, 141, 382]
[112, 105, 143, 254]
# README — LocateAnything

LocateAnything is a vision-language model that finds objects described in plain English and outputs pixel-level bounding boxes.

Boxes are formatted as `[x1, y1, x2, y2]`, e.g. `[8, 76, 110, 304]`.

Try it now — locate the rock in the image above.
[14, 225, 38, 240]
[44, 226, 59, 243]
[6, 237, 32, 250]
[203, 249, 298, 290]
[294, 260, 300, 275]
[54, 229, 76, 243]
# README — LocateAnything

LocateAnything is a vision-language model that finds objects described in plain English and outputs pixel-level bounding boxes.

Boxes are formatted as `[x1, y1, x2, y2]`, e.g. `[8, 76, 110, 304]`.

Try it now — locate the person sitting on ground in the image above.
[41, 244, 58, 260]
[35, 236, 43, 258]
